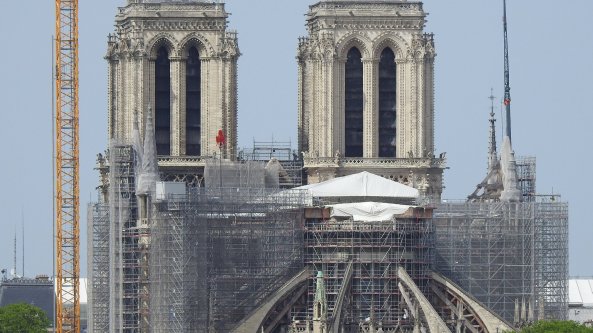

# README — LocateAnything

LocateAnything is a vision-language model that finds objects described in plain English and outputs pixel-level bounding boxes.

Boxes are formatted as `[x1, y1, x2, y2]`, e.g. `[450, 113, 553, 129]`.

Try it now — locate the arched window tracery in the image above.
[155, 46, 171, 155]
[186, 46, 201, 155]
[378, 47, 397, 157]
[344, 47, 363, 158]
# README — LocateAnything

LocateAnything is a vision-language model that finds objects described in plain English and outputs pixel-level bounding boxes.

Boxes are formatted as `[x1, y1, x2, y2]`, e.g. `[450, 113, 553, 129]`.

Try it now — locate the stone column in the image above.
[302, 58, 315, 157]
[424, 56, 435, 154]
[415, 55, 425, 157]
[297, 57, 306, 153]
[396, 58, 408, 158]
[170, 56, 183, 156]
[223, 57, 238, 160]
[363, 58, 378, 158]
[178, 57, 187, 155]
[316, 58, 323, 156]
[335, 58, 346, 155]
[200, 57, 212, 156]
[408, 55, 418, 157]
[107, 56, 119, 140]
[133, 53, 146, 138]
[147, 57, 156, 140]
[305, 59, 314, 155]
[116, 55, 125, 141]
[310, 58, 322, 157]
[128, 51, 140, 142]
[322, 57, 335, 157]
[118, 51, 134, 143]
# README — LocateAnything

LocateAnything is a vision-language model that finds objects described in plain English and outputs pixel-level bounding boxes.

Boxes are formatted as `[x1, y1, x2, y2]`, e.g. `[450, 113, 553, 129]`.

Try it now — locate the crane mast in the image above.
[55, 0, 80, 332]
[503, 0, 512, 141]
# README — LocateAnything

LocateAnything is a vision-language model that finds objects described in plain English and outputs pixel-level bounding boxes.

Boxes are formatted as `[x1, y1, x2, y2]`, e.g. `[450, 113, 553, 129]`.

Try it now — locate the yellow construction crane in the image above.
[55, 0, 80, 332]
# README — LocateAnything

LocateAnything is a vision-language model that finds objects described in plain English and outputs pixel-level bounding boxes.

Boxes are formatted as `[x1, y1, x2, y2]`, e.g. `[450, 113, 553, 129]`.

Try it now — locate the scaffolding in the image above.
[533, 197, 569, 320]
[433, 199, 568, 323]
[204, 159, 267, 188]
[149, 186, 309, 332]
[107, 144, 140, 333]
[294, 207, 434, 331]
[88, 144, 567, 331]
[87, 202, 109, 333]
[238, 140, 304, 188]
[516, 156, 536, 202]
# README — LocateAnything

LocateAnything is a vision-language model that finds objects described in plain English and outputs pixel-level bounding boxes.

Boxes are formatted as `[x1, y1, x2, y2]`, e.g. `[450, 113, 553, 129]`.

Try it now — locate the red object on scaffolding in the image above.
[216, 129, 226, 148]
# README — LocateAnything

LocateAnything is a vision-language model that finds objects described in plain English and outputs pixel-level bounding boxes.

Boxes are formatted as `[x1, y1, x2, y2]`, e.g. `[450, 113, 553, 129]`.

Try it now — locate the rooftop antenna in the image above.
[13, 227, 17, 278]
[503, 0, 512, 141]
[21, 209, 25, 278]
[488, 89, 498, 171]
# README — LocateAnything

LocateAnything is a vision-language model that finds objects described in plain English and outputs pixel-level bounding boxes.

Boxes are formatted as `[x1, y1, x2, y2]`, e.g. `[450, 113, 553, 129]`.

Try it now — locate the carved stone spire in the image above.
[312, 271, 327, 333]
[137, 104, 160, 195]
[500, 136, 521, 202]
[132, 109, 143, 166]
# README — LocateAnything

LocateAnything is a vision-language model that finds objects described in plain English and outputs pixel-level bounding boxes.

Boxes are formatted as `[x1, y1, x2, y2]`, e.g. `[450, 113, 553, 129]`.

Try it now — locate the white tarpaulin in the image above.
[328, 202, 412, 221]
[295, 171, 419, 199]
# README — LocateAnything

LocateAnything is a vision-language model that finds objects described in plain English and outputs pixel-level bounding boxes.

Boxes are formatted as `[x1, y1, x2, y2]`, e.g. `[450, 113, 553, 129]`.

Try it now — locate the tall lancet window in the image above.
[155, 47, 171, 155]
[186, 47, 201, 156]
[344, 47, 363, 157]
[378, 47, 397, 157]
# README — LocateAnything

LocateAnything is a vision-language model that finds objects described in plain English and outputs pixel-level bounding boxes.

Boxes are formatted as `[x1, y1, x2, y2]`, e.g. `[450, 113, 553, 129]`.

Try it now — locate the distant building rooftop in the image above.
[570, 278, 593, 308]
[0, 277, 54, 320]
[0, 277, 88, 327]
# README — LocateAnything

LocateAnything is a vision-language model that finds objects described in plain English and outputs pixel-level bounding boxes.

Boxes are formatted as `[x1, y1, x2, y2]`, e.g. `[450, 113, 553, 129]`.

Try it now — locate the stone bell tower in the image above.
[106, 0, 239, 185]
[297, 0, 445, 200]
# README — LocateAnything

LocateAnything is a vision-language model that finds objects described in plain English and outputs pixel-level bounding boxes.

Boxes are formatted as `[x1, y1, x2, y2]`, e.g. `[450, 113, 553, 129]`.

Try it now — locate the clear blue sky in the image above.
[0, 1, 591, 278]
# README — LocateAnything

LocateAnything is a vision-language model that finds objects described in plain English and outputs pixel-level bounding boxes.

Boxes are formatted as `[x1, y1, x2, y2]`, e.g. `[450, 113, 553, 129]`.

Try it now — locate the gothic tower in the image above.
[106, 0, 239, 185]
[297, 0, 445, 200]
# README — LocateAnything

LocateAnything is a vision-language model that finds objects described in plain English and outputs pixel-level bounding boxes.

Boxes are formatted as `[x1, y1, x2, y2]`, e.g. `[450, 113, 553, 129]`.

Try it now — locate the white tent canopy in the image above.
[295, 171, 419, 199]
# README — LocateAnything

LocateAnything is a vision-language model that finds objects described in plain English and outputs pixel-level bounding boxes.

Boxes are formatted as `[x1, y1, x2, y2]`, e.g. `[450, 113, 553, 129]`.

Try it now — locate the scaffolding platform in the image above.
[149, 187, 309, 332]
[293, 206, 434, 331]
[434, 199, 568, 323]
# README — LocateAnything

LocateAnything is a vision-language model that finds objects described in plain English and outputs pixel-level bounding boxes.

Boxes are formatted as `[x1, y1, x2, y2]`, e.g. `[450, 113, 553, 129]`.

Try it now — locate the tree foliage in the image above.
[516, 320, 593, 333]
[0, 303, 51, 333]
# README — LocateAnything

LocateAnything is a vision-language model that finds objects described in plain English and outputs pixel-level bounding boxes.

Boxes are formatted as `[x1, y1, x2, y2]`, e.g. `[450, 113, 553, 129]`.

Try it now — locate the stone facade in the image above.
[298, 0, 445, 200]
[106, 1, 239, 181]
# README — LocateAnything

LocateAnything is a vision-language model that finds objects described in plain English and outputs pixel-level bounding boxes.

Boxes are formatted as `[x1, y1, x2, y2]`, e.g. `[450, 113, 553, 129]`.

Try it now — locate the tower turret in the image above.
[312, 271, 328, 333]
[107, 0, 239, 186]
[297, 0, 445, 201]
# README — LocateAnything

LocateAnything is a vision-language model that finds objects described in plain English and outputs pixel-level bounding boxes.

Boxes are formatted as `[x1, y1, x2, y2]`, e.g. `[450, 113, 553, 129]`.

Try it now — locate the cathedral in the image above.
[88, 1, 568, 332]
[103, 0, 444, 199]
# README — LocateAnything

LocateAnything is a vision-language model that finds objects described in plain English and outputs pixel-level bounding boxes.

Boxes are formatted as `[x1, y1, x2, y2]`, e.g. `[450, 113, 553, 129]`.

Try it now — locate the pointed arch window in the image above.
[186, 47, 201, 156]
[155, 47, 171, 155]
[378, 47, 397, 157]
[345, 47, 363, 158]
